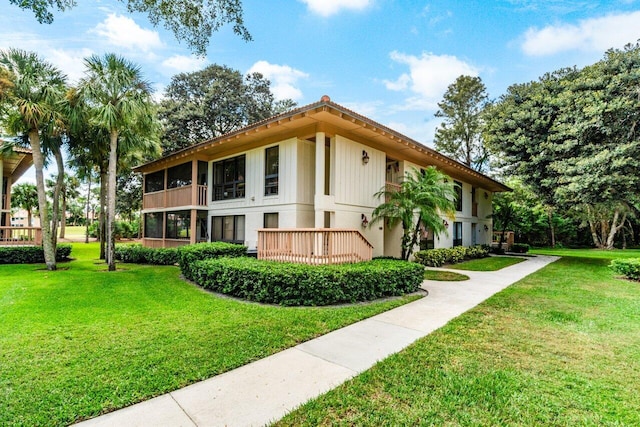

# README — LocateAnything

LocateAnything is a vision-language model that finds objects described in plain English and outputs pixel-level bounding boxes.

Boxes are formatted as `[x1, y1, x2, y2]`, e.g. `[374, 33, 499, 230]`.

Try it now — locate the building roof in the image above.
[0, 138, 33, 182]
[135, 96, 510, 192]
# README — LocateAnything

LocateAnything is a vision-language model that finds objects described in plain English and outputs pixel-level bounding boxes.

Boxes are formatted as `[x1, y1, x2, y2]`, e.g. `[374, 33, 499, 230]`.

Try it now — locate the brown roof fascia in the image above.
[133, 97, 510, 192]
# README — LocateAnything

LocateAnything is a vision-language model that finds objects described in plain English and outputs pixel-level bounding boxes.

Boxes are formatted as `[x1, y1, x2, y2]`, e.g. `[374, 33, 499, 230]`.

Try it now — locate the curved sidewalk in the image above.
[76, 255, 558, 427]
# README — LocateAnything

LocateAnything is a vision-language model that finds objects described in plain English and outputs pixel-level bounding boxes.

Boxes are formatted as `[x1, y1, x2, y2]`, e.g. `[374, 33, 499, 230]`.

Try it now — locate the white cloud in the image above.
[92, 13, 163, 52]
[522, 11, 640, 56]
[384, 51, 479, 110]
[300, 0, 372, 17]
[161, 55, 207, 74]
[247, 60, 309, 101]
[47, 48, 94, 84]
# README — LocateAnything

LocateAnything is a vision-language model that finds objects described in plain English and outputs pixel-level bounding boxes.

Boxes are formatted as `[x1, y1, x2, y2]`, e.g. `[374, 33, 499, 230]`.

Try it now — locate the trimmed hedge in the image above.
[0, 244, 72, 264]
[190, 257, 424, 306]
[115, 244, 179, 265]
[610, 258, 640, 281]
[512, 243, 530, 253]
[178, 242, 248, 281]
[414, 245, 490, 267]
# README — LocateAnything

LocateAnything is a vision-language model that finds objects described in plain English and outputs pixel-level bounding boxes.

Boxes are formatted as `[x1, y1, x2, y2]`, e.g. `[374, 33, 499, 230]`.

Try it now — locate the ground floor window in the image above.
[144, 212, 164, 238]
[264, 212, 279, 228]
[419, 225, 435, 250]
[166, 211, 191, 239]
[453, 221, 463, 247]
[211, 215, 245, 243]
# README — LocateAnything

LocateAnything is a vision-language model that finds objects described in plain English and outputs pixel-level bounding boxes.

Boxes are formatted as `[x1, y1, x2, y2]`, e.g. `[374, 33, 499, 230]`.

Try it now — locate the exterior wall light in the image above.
[443, 219, 449, 228]
[362, 150, 370, 164]
[484, 224, 489, 231]
[361, 214, 369, 227]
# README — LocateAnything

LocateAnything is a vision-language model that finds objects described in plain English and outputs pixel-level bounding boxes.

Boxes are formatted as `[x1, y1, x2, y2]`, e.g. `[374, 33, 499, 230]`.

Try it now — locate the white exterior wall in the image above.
[329, 135, 385, 256]
[206, 137, 315, 250]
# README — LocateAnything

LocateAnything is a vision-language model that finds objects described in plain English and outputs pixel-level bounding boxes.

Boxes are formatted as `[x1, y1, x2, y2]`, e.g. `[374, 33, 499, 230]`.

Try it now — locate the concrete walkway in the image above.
[76, 255, 558, 427]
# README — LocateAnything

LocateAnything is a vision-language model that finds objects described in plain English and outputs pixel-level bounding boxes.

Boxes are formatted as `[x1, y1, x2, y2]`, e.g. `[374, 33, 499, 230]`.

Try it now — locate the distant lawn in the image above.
[532, 247, 640, 259]
[448, 255, 526, 271]
[424, 269, 469, 281]
[276, 251, 640, 426]
[0, 243, 420, 426]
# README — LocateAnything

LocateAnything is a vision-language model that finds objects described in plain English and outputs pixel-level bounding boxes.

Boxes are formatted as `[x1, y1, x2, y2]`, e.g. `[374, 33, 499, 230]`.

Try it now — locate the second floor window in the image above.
[265, 146, 279, 195]
[213, 155, 245, 201]
[454, 180, 463, 212]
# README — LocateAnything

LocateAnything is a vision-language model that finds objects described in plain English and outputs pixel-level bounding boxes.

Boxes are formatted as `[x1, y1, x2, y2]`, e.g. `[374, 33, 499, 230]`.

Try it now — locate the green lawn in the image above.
[424, 269, 470, 281]
[276, 250, 640, 426]
[448, 255, 526, 271]
[0, 243, 420, 426]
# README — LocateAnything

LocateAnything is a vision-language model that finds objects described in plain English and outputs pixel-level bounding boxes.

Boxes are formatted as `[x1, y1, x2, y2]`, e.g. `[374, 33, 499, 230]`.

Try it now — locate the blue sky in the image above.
[2, 0, 640, 146]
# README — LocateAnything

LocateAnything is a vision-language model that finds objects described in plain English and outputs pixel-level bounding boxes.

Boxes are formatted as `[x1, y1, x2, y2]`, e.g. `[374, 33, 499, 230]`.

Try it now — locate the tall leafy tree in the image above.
[7, 0, 250, 55]
[372, 167, 457, 260]
[11, 182, 38, 226]
[158, 64, 296, 153]
[434, 75, 490, 172]
[79, 53, 158, 271]
[0, 48, 67, 270]
[485, 45, 640, 249]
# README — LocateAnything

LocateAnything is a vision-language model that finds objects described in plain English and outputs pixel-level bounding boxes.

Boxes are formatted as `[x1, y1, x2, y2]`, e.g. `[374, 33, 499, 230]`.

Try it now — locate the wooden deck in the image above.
[0, 227, 42, 246]
[257, 228, 373, 265]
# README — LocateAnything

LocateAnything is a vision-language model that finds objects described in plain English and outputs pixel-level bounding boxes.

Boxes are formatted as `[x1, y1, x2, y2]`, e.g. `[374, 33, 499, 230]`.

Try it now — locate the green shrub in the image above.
[414, 245, 489, 267]
[0, 244, 72, 264]
[190, 258, 424, 306]
[512, 243, 530, 253]
[610, 258, 640, 281]
[177, 242, 248, 281]
[114, 244, 180, 265]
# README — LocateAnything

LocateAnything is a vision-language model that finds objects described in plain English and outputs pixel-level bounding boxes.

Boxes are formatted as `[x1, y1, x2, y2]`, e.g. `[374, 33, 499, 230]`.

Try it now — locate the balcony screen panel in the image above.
[167, 162, 192, 189]
[145, 171, 164, 193]
[166, 210, 191, 239]
[144, 212, 164, 238]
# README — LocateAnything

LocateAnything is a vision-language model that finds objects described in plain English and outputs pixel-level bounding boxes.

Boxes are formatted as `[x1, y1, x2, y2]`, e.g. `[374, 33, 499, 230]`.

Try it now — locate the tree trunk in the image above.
[28, 129, 56, 270]
[27, 210, 32, 227]
[85, 172, 91, 244]
[51, 147, 65, 253]
[106, 131, 118, 271]
[547, 207, 556, 248]
[99, 168, 107, 259]
[605, 209, 626, 250]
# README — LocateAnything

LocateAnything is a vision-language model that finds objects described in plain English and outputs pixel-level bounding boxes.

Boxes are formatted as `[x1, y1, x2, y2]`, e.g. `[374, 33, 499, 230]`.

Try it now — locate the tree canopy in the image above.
[434, 75, 490, 172]
[158, 64, 296, 153]
[7, 0, 250, 55]
[485, 44, 640, 249]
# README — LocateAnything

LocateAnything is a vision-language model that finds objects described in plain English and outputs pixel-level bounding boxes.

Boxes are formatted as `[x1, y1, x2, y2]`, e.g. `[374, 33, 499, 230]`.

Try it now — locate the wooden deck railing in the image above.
[257, 228, 373, 265]
[143, 185, 208, 209]
[0, 226, 42, 245]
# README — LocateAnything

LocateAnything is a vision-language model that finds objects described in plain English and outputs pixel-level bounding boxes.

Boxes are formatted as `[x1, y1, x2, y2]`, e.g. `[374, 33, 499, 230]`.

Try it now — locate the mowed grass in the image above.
[448, 255, 526, 271]
[424, 269, 469, 281]
[0, 243, 420, 426]
[276, 252, 640, 426]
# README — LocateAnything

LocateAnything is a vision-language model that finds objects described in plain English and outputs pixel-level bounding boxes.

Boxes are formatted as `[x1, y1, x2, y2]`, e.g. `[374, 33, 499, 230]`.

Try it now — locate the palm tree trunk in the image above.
[50, 147, 64, 252]
[29, 129, 56, 270]
[99, 167, 107, 259]
[85, 172, 91, 244]
[106, 130, 118, 271]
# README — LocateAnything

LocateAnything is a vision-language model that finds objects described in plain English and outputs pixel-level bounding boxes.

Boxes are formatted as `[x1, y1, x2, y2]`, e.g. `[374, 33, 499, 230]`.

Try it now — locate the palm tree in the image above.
[0, 49, 67, 270]
[47, 173, 80, 239]
[11, 183, 38, 226]
[79, 54, 157, 271]
[372, 167, 457, 260]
